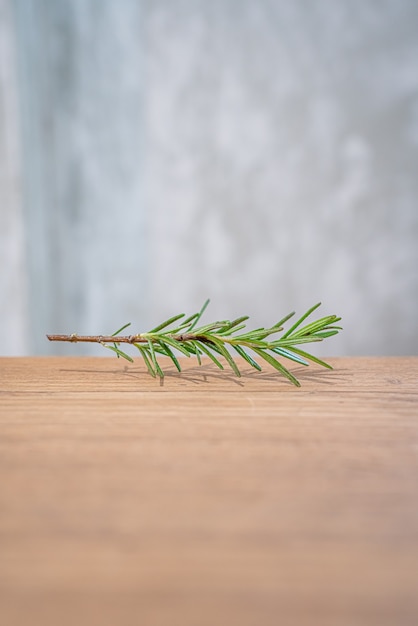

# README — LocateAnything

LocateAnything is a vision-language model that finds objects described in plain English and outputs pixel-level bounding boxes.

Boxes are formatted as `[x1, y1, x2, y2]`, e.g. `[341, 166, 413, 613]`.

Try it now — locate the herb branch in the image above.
[47, 301, 342, 386]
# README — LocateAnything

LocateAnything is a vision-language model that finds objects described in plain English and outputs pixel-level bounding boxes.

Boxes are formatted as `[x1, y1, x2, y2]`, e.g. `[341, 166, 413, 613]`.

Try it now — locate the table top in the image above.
[1, 356, 418, 626]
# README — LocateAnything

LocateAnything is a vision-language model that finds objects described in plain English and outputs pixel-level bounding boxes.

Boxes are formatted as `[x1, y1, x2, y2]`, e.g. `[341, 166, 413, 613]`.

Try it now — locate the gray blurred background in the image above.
[1, 0, 417, 356]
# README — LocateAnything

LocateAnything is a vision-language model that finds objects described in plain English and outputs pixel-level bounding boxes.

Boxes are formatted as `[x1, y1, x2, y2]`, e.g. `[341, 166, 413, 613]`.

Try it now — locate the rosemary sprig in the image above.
[47, 301, 342, 386]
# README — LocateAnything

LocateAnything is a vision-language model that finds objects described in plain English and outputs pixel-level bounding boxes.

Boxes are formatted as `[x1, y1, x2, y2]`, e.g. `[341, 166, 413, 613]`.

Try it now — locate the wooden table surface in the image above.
[1, 356, 418, 626]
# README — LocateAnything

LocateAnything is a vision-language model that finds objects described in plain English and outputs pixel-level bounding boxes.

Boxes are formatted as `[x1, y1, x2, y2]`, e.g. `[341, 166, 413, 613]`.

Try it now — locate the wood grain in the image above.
[1, 356, 418, 626]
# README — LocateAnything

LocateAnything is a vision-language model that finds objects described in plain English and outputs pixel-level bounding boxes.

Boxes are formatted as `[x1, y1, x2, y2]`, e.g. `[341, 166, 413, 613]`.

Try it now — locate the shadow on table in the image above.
[123, 362, 349, 389]
[59, 361, 348, 390]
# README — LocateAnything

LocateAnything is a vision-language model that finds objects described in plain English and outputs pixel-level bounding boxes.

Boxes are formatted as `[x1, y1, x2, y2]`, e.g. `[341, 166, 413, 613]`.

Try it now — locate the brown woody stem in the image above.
[46, 333, 209, 344]
[47, 334, 147, 344]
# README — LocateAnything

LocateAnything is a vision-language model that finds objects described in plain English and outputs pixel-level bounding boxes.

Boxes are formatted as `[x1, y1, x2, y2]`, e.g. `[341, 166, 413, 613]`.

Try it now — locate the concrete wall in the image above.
[0, 0, 27, 354]
[1, 0, 418, 356]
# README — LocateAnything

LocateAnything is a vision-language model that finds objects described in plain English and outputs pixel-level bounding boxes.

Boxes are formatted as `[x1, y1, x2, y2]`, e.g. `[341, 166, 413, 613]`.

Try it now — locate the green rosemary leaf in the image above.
[134, 344, 156, 377]
[314, 329, 341, 339]
[257, 327, 284, 340]
[287, 346, 333, 370]
[208, 337, 241, 377]
[193, 342, 202, 366]
[230, 338, 274, 350]
[290, 315, 341, 338]
[273, 336, 323, 347]
[225, 324, 248, 335]
[103, 344, 134, 363]
[234, 329, 273, 341]
[160, 335, 192, 357]
[252, 347, 301, 386]
[148, 313, 185, 333]
[195, 341, 225, 370]
[241, 326, 285, 340]
[281, 302, 322, 339]
[182, 341, 202, 355]
[272, 311, 295, 329]
[272, 347, 309, 366]
[152, 344, 169, 355]
[232, 344, 262, 371]
[188, 299, 210, 331]
[157, 341, 182, 372]
[112, 322, 131, 336]
[199, 339, 224, 356]
[193, 322, 228, 334]
[218, 316, 250, 334]
[148, 339, 164, 378]
[177, 311, 200, 327]
[182, 340, 200, 356]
